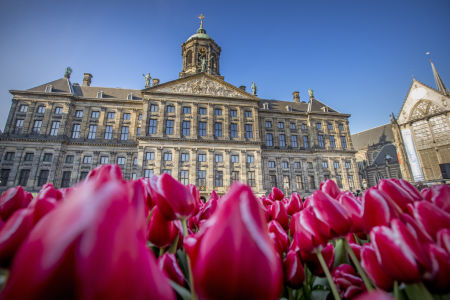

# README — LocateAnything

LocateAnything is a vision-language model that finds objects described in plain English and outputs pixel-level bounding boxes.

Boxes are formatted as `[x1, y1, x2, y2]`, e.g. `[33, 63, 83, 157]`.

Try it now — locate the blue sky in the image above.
[0, 0, 448, 134]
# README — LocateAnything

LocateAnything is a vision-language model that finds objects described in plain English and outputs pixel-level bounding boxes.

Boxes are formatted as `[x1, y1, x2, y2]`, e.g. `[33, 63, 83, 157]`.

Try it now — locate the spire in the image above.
[430, 59, 449, 95]
[197, 13, 206, 34]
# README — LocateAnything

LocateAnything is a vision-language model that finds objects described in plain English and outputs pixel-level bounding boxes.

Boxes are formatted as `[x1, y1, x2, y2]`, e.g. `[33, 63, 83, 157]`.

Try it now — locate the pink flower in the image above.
[411, 200, 450, 240]
[283, 249, 305, 288]
[268, 220, 289, 256]
[338, 191, 364, 233]
[270, 187, 285, 201]
[300, 243, 335, 276]
[378, 179, 415, 212]
[331, 264, 365, 299]
[354, 290, 394, 300]
[0, 186, 33, 222]
[361, 244, 394, 291]
[157, 253, 185, 287]
[425, 244, 450, 293]
[286, 192, 303, 215]
[320, 179, 341, 199]
[362, 187, 401, 232]
[293, 207, 330, 252]
[268, 201, 290, 230]
[147, 206, 180, 248]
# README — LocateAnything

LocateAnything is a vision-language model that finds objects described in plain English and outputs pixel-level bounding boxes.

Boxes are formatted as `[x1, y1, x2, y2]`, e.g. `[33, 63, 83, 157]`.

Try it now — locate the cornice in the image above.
[137, 136, 262, 146]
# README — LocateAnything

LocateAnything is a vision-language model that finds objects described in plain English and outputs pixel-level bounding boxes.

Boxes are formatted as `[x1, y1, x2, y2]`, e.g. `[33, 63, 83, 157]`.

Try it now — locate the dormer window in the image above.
[262, 103, 269, 110]
[127, 93, 133, 100]
[97, 91, 103, 98]
[286, 105, 292, 112]
[45, 85, 53, 93]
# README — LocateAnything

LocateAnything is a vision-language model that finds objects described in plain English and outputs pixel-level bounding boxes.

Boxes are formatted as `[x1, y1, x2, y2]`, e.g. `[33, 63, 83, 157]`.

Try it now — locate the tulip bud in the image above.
[424, 244, 450, 293]
[412, 200, 450, 240]
[0, 187, 33, 222]
[331, 264, 365, 299]
[362, 187, 401, 232]
[361, 244, 394, 291]
[378, 179, 414, 212]
[293, 207, 330, 252]
[147, 206, 180, 248]
[300, 243, 335, 276]
[271, 187, 285, 201]
[269, 201, 289, 230]
[320, 179, 341, 199]
[284, 250, 305, 288]
[338, 191, 364, 233]
[268, 220, 289, 256]
[157, 253, 186, 287]
[422, 184, 450, 213]
[286, 193, 303, 215]
[437, 228, 450, 254]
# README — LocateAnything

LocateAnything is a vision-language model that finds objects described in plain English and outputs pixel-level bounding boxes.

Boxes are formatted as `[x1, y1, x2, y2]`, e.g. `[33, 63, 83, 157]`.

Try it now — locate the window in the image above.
[230, 109, 237, 117]
[37, 106, 46, 114]
[263, 103, 269, 110]
[163, 152, 172, 161]
[197, 170, 206, 187]
[247, 171, 256, 187]
[54, 107, 63, 115]
[230, 123, 238, 138]
[198, 153, 206, 162]
[165, 120, 174, 135]
[75, 110, 83, 118]
[45, 85, 52, 93]
[79, 172, 89, 181]
[123, 113, 131, 120]
[198, 121, 207, 136]
[338, 123, 344, 131]
[133, 157, 138, 166]
[24, 153, 34, 161]
[32, 120, 42, 133]
[231, 171, 239, 183]
[296, 175, 303, 190]
[265, 120, 272, 128]
[336, 175, 343, 188]
[266, 133, 273, 146]
[180, 170, 189, 185]
[107, 112, 115, 119]
[97, 91, 103, 98]
[182, 121, 191, 136]
[131, 173, 137, 180]
[101, 156, 109, 164]
[50, 121, 60, 136]
[166, 105, 175, 113]
[318, 135, 324, 148]
[18, 169, 30, 186]
[309, 175, 316, 190]
[283, 175, 290, 190]
[268, 161, 275, 168]
[341, 136, 347, 149]
[291, 135, 298, 147]
[308, 162, 313, 169]
[244, 110, 252, 118]
[15, 119, 24, 133]
[83, 156, 92, 164]
[127, 93, 133, 100]
[37, 170, 49, 186]
[120, 126, 129, 140]
[328, 123, 333, 130]
[301, 123, 307, 130]
[215, 171, 223, 187]
[214, 108, 222, 116]
[303, 136, 309, 148]
[137, 127, 141, 136]
[279, 134, 286, 147]
[322, 161, 328, 168]
[144, 169, 154, 179]
[270, 175, 277, 187]
[286, 106, 292, 112]
[294, 161, 301, 169]
[145, 152, 155, 161]
[43, 153, 53, 162]
[199, 107, 207, 115]
[183, 107, 191, 114]
[65, 155, 74, 164]
[247, 155, 254, 164]
[215, 154, 223, 163]
[282, 161, 289, 169]
[72, 124, 81, 138]
[245, 124, 253, 138]
[316, 122, 322, 130]
[88, 125, 97, 139]
[214, 123, 222, 137]
[290, 123, 296, 129]
[278, 122, 284, 129]
[138, 113, 142, 120]
[348, 175, 354, 189]
[19, 105, 28, 113]
[104, 125, 113, 139]
[0, 169, 10, 186]
[231, 155, 239, 163]
[181, 153, 190, 162]
[91, 111, 100, 119]
[117, 157, 125, 165]
[330, 136, 336, 149]
[5, 152, 14, 161]
[334, 161, 340, 169]
[346, 161, 351, 169]
[150, 104, 159, 112]
[148, 119, 157, 134]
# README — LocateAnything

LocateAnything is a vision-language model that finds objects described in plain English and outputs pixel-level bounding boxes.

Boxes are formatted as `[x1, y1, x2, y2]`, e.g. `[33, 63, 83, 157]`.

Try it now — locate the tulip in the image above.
[331, 264, 365, 299]
[187, 184, 201, 215]
[293, 207, 330, 252]
[147, 206, 180, 248]
[85, 164, 125, 187]
[300, 243, 335, 276]
[396, 178, 423, 202]
[197, 195, 218, 223]
[437, 228, 450, 253]
[157, 253, 185, 287]
[270, 187, 285, 201]
[411, 200, 450, 240]
[268, 220, 289, 256]
[185, 183, 283, 300]
[338, 191, 364, 233]
[425, 244, 450, 293]
[320, 179, 341, 199]
[360, 244, 394, 291]
[378, 179, 415, 212]
[149, 173, 196, 220]
[1, 169, 175, 300]
[284, 249, 305, 288]
[286, 192, 303, 215]
[269, 200, 289, 230]
[421, 184, 450, 213]
[362, 187, 401, 232]
[354, 290, 394, 300]
[0, 186, 33, 222]
[29, 184, 62, 224]
[209, 190, 219, 202]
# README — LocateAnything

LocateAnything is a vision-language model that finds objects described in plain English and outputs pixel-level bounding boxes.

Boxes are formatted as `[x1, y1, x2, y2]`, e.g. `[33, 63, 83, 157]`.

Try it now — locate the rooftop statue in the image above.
[143, 73, 151, 88]
[308, 88, 314, 99]
[251, 82, 257, 96]
[64, 67, 72, 79]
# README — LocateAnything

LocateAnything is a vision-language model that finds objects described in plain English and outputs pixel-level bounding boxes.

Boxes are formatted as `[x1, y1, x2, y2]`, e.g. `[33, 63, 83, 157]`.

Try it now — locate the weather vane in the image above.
[198, 13, 205, 28]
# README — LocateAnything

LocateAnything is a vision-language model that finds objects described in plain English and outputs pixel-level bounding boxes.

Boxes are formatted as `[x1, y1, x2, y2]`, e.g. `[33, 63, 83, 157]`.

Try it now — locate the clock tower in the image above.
[179, 14, 222, 78]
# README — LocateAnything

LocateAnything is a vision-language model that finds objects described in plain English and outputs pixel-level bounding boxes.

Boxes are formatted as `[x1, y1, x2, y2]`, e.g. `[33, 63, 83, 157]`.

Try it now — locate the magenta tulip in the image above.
[284, 249, 305, 288]
[147, 206, 180, 248]
[412, 200, 450, 240]
[425, 244, 450, 293]
[320, 179, 341, 199]
[361, 244, 394, 291]
[421, 184, 450, 212]
[269, 200, 290, 230]
[331, 264, 365, 299]
[362, 187, 401, 232]
[0, 186, 33, 222]
[157, 253, 185, 287]
[185, 183, 283, 300]
[354, 290, 394, 300]
[338, 191, 364, 233]
[271, 187, 285, 201]
[396, 178, 423, 202]
[294, 206, 330, 252]
[300, 243, 335, 276]
[437, 228, 450, 253]
[286, 192, 303, 215]
[268, 220, 289, 256]
[378, 179, 415, 212]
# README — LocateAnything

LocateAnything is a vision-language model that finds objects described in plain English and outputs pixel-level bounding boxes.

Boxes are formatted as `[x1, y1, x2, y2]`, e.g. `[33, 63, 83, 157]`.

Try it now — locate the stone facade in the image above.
[0, 24, 359, 196]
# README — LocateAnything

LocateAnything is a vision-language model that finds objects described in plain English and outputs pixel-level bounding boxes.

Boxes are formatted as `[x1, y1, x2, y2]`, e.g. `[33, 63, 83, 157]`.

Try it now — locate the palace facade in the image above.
[0, 21, 359, 196]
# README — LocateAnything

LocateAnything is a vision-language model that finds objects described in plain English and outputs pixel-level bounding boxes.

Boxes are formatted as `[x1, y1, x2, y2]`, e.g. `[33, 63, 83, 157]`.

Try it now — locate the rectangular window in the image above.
[330, 135, 336, 148]
[270, 175, 277, 187]
[24, 152, 33, 161]
[215, 171, 223, 187]
[318, 135, 324, 148]
[341, 136, 347, 149]
[101, 156, 109, 164]
[88, 125, 97, 139]
[91, 111, 100, 119]
[303, 136, 309, 148]
[5, 152, 14, 161]
[346, 161, 351, 169]
[165, 120, 174, 135]
[18, 169, 30, 186]
[183, 107, 191, 114]
[214, 108, 222, 116]
[214, 123, 222, 137]
[198, 121, 207, 136]
[121, 126, 129, 140]
[268, 161, 275, 168]
[15, 119, 24, 133]
[230, 123, 238, 138]
[265, 120, 272, 128]
[54, 107, 63, 115]
[127, 93, 133, 100]
[316, 122, 322, 130]
[163, 153, 172, 161]
[278, 122, 284, 129]
[180, 170, 189, 185]
[231, 171, 239, 183]
[296, 175, 303, 190]
[117, 157, 125, 165]
[37, 106, 46, 114]
[107, 112, 115, 119]
[83, 156, 92, 164]
[145, 152, 155, 161]
[294, 161, 301, 169]
[43, 153, 53, 162]
[131, 173, 137, 180]
[32, 120, 42, 133]
[338, 123, 344, 131]
[37, 170, 49, 186]
[336, 175, 343, 188]
[80, 172, 89, 181]
[123, 113, 131, 120]
[283, 175, 290, 190]
[266, 133, 273, 146]
[182, 121, 191, 136]
[19, 105, 28, 112]
[148, 119, 157, 134]
[328, 123, 333, 130]
[215, 154, 223, 163]
[301, 123, 307, 130]
[308, 162, 313, 169]
[137, 127, 141, 136]
[61, 171, 71, 188]
[244, 110, 252, 118]
[197, 170, 206, 187]
[199, 107, 207, 115]
[181, 153, 190, 162]
[198, 153, 206, 162]
[290, 122, 296, 130]
[291, 135, 298, 147]
[0, 169, 10, 186]
[247, 155, 255, 164]
[231, 155, 239, 163]
[150, 104, 159, 112]
[309, 175, 316, 190]
[348, 175, 354, 189]
[104, 125, 113, 139]
[166, 105, 175, 113]
[50, 121, 60, 136]
[230, 109, 237, 117]
[280, 134, 286, 147]
[245, 124, 253, 138]
[75, 110, 83, 118]
[138, 113, 142, 120]
[334, 161, 340, 169]
[133, 157, 138, 165]
[322, 161, 328, 168]
[247, 171, 256, 187]
[282, 161, 289, 169]
[65, 155, 74, 163]
[144, 169, 154, 179]
[72, 124, 81, 138]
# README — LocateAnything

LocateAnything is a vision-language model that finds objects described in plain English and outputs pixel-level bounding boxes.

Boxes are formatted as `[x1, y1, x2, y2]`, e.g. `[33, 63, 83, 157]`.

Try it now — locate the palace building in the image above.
[0, 18, 359, 196]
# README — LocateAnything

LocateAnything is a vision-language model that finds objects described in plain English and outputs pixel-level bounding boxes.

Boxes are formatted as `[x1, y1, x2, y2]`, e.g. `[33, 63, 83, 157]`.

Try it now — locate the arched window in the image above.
[186, 50, 192, 66]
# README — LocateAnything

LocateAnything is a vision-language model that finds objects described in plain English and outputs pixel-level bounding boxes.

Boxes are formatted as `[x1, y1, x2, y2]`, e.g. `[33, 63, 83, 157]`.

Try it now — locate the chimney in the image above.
[83, 73, 93, 86]
[152, 78, 160, 86]
[239, 85, 246, 91]
[293, 91, 300, 103]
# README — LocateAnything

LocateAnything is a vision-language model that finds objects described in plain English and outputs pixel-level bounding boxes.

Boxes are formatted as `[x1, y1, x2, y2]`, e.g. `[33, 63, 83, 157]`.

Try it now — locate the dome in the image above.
[187, 28, 212, 41]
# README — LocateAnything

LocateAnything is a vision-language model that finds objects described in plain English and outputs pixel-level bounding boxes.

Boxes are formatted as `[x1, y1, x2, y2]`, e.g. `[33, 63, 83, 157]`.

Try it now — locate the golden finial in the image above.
[198, 13, 205, 28]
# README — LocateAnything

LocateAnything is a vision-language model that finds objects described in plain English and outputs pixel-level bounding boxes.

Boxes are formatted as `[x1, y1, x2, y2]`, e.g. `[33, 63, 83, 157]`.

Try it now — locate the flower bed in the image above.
[0, 164, 448, 300]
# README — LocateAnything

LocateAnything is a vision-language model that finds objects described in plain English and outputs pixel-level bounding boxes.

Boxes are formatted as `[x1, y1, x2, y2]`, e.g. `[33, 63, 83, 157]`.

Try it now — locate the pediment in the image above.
[146, 74, 256, 100]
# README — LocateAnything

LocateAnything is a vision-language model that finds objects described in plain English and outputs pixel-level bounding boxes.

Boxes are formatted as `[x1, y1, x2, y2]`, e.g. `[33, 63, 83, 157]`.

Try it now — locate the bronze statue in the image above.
[251, 82, 257, 95]
[308, 89, 314, 99]
[64, 67, 72, 79]
[201, 57, 207, 72]
[142, 73, 151, 88]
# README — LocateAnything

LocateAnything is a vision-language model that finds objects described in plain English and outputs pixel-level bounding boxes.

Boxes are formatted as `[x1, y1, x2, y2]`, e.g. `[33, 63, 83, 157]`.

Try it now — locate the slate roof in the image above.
[259, 98, 340, 114]
[371, 143, 399, 166]
[351, 123, 394, 151]
[28, 78, 73, 94]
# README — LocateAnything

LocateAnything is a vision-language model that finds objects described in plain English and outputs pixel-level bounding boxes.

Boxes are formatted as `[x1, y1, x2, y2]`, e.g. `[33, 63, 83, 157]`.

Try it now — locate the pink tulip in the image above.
[338, 191, 364, 233]
[197, 195, 218, 223]
[271, 187, 285, 201]
[0, 186, 33, 222]
[361, 244, 394, 291]
[284, 249, 305, 288]
[85, 164, 124, 187]
[185, 183, 283, 300]
[396, 179, 423, 202]
[331, 264, 365, 299]
[29, 184, 62, 224]
[300, 243, 335, 276]
[354, 290, 394, 300]
[437, 228, 450, 253]
[425, 244, 450, 293]
[147, 206, 180, 248]
[157, 253, 185, 287]
[293, 207, 330, 252]
[149, 173, 196, 220]
[269, 201, 289, 230]
[268, 220, 289, 256]
[378, 179, 416, 212]
[286, 192, 303, 215]
[1, 168, 175, 300]
[320, 179, 341, 199]
[362, 187, 401, 232]
[422, 185, 450, 212]
[412, 200, 450, 240]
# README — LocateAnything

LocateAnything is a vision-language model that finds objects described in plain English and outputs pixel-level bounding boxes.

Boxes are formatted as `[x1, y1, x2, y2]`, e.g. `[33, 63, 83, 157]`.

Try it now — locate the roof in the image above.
[259, 97, 341, 115]
[371, 143, 399, 166]
[28, 78, 72, 94]
[351, 123, 394, 151]
[187, 27, 213, 42]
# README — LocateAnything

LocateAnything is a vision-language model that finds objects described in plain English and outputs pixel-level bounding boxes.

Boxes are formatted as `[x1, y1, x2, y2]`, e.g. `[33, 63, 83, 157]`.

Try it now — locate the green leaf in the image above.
[169, 279, 192, 300]
[333, 239, 348, 268]
[404, 282, 433, 300]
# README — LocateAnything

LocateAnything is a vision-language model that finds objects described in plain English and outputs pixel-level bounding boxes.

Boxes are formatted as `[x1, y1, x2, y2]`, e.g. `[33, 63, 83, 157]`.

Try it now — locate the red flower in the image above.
[286, 192, 303, 215]
[362, 187, 401, 232]
[338, 191, 363, 233]
[268, 220, 289, 256]
[268, 201, 290, 230]
[270, 187, 285, 201]
[0, 186, 33, 222]
[425, 244, 450, 293]
[293, 207, 330, 252]
[378, 179, 415, 212]
[283, 249, 305, 288]
[411, 200, 450, 240]
[300, 243, 335, 276]
[185, 183, 283, 300]
[331, 264, 365, 299]
[361, 244, 394, 291]
[157, 253, 185, 287]
[147, 206, 180, 248]
[320, 179, 341, 199]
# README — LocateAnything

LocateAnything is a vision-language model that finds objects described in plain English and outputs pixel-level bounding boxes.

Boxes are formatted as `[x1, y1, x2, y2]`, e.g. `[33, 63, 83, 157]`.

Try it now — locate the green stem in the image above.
[394, 281, 400, 300]
[315, 250, 341, 300]
[288, 287, 294, 300]
[181, 219, 197, 300]
[159, 247, 164, 257]
[343, 238, 373, 291]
